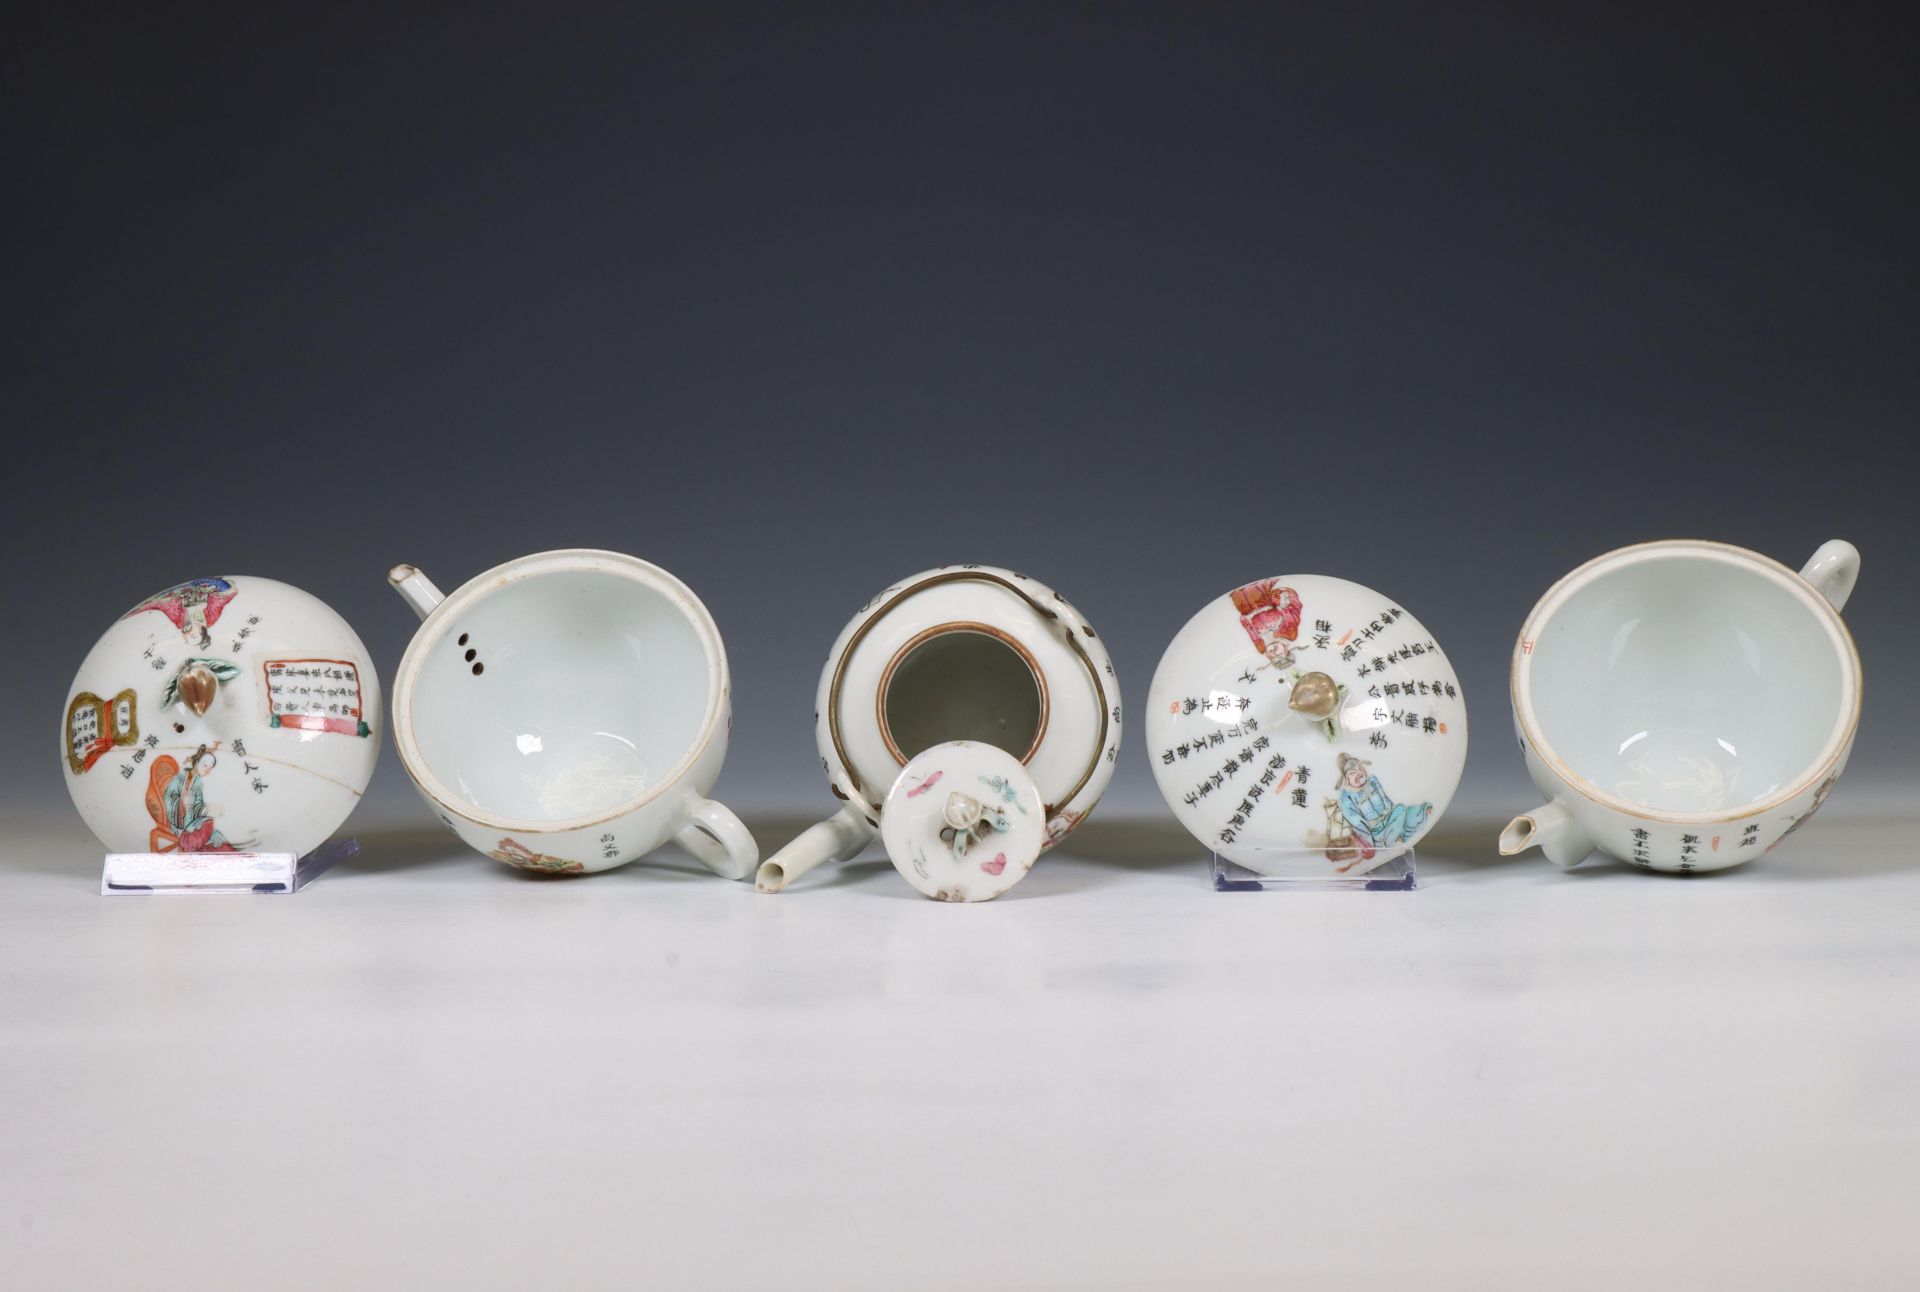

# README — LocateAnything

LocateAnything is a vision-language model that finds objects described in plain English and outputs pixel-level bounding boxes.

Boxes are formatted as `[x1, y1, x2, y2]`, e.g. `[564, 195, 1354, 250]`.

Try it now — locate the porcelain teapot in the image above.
[756, 565, 1121, 892]
[1500, 539, 1861, 873]
[388, 550, 757, 879]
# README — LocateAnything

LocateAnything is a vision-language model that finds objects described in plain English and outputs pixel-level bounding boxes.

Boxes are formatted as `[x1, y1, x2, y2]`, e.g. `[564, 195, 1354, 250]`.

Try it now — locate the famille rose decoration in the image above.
[1500, 539, 1862, 873]
[879, 741, 1048, 901]
[757, 564, 1119, 896]
[62, 577, 382, 859]
[1147, 575, 1467, 875]
[387, 550, 757, 881]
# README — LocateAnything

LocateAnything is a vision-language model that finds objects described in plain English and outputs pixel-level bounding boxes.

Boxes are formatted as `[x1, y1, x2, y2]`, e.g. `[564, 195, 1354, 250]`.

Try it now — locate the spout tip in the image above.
[755, 860, 788, 893]
[388, 563, 418, 586]
[1498, 815, 1537, 856]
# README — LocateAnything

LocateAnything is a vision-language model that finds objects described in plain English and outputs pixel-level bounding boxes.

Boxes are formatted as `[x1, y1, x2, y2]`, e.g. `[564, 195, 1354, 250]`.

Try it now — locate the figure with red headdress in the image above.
[1230, 579, 1303, 669]
[124, 578, 237, 648]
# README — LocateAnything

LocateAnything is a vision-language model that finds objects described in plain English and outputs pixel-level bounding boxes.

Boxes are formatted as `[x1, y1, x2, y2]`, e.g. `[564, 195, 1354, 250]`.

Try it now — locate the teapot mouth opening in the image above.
[876, 621, 1049, 767]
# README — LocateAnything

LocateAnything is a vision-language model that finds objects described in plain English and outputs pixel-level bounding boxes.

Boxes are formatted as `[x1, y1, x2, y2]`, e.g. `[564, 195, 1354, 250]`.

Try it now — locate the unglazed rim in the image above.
[1510, 539, 1862, 826]
[391, 549, 728, 835]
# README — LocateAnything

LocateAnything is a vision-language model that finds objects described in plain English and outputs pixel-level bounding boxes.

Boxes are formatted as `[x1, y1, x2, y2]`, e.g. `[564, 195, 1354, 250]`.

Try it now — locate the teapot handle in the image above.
[674, 795, 760, 881]
[1799, 540, 1860, 614]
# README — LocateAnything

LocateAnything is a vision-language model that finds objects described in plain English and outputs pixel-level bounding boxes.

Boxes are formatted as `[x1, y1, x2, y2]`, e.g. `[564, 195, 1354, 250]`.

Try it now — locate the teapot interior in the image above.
[881, 626, 1044, 763]
[1528, 554, 1847, 814]
[409, 571, 711, 822]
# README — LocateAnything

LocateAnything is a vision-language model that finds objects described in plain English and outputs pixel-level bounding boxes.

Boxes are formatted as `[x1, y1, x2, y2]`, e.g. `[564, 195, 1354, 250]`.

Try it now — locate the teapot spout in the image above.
[756, 805, 875, 893]
[1499, 801, 1595, 870]
[388, 564, 446, 621]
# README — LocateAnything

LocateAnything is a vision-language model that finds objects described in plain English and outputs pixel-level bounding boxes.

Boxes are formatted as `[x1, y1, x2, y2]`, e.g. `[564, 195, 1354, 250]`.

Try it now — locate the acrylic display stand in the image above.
[100, 837, 360, 895]
[1211, 843, 1417, 892]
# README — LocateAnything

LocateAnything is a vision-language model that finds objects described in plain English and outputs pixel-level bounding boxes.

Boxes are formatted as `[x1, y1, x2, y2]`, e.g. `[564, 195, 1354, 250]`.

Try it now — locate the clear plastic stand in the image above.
[1210, 843, 1417, 892]
[100, 837, 360, 895]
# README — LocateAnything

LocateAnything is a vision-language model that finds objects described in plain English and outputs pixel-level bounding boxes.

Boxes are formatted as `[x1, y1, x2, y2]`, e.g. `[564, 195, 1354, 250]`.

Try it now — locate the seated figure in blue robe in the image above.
[1335, 753, 1431, 848]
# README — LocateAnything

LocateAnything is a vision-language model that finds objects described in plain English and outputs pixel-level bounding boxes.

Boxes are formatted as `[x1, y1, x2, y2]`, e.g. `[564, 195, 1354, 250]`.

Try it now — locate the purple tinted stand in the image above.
[293, 837, 360, 890]
[1210, 845, 1417, 892]
[99, 837, 360, 895]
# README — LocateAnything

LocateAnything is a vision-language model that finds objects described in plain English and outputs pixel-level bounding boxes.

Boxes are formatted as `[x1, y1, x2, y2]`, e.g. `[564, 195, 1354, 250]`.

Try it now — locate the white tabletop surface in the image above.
[2, 802, 1915, 1290]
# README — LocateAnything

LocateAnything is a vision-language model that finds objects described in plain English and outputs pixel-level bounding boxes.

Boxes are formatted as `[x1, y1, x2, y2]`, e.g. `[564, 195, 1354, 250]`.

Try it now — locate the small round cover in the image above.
[881, 740, 1046, 902]
[62, 576, 382, 859]
[1146, 575, 1466, 874]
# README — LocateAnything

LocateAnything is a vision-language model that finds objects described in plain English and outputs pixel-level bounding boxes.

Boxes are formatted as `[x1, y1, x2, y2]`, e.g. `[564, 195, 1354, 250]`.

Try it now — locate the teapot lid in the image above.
[1145, 575, 1466, 874]
[880, 740, 1046, 901]
[61, 575, 382, 860]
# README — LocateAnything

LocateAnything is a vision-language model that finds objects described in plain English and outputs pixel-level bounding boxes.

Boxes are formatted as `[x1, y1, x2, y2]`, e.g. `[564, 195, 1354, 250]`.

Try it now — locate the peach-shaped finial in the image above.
[1287, 671, 1341, 721]
[176, 664, 220, 717]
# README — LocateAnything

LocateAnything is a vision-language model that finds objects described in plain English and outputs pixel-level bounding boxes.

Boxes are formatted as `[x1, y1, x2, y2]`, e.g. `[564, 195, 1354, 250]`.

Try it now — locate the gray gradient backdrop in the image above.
[7, 5, 1916, 843]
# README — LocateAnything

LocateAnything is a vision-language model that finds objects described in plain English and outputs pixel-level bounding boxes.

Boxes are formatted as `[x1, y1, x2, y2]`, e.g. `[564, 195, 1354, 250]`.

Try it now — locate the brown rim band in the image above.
[874, 620, 1052, 767]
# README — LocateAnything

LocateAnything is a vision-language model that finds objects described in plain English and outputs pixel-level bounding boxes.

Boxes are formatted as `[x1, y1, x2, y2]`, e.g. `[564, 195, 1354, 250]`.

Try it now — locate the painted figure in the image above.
[489, 837, 587, 874]
[145, 744, 239, 852]
[126, 578, 238, 648]
[1317, 796, 1366, 870]
[1230, 579, 1302, 668]
[1335, 752, 1430, 851]
[1771, 772, 1839, 849]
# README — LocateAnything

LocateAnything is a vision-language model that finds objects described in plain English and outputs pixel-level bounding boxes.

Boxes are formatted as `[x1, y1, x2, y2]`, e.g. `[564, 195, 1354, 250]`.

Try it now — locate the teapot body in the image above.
[1500, 539, 1862, 873]
[62, 576, 382, 859]
[403, 696, 734, 877]
[758, 565, 1119, 893]
[1506, 719, 1852, 873]
[811, 565, 1120, 848]
[387, 550, 757, 880]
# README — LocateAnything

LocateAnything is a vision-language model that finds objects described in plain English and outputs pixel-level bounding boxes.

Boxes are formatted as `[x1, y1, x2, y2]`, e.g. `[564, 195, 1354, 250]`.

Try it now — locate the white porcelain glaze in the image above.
[388, 550, 756, 879]
[757, 565, 1120, 893]
[1501, 539, 1862, 873]
[880, 740, 1047, 902]
[1147, 575, 1467, 875]
[62, 577, 381, 858]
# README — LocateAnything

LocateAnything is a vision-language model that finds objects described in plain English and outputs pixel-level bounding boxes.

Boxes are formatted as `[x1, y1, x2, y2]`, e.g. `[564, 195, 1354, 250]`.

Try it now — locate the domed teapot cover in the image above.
[880, 740, 1048, 902]
[1147, 575, 1466, 873]
[62, 576, 382, 859]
